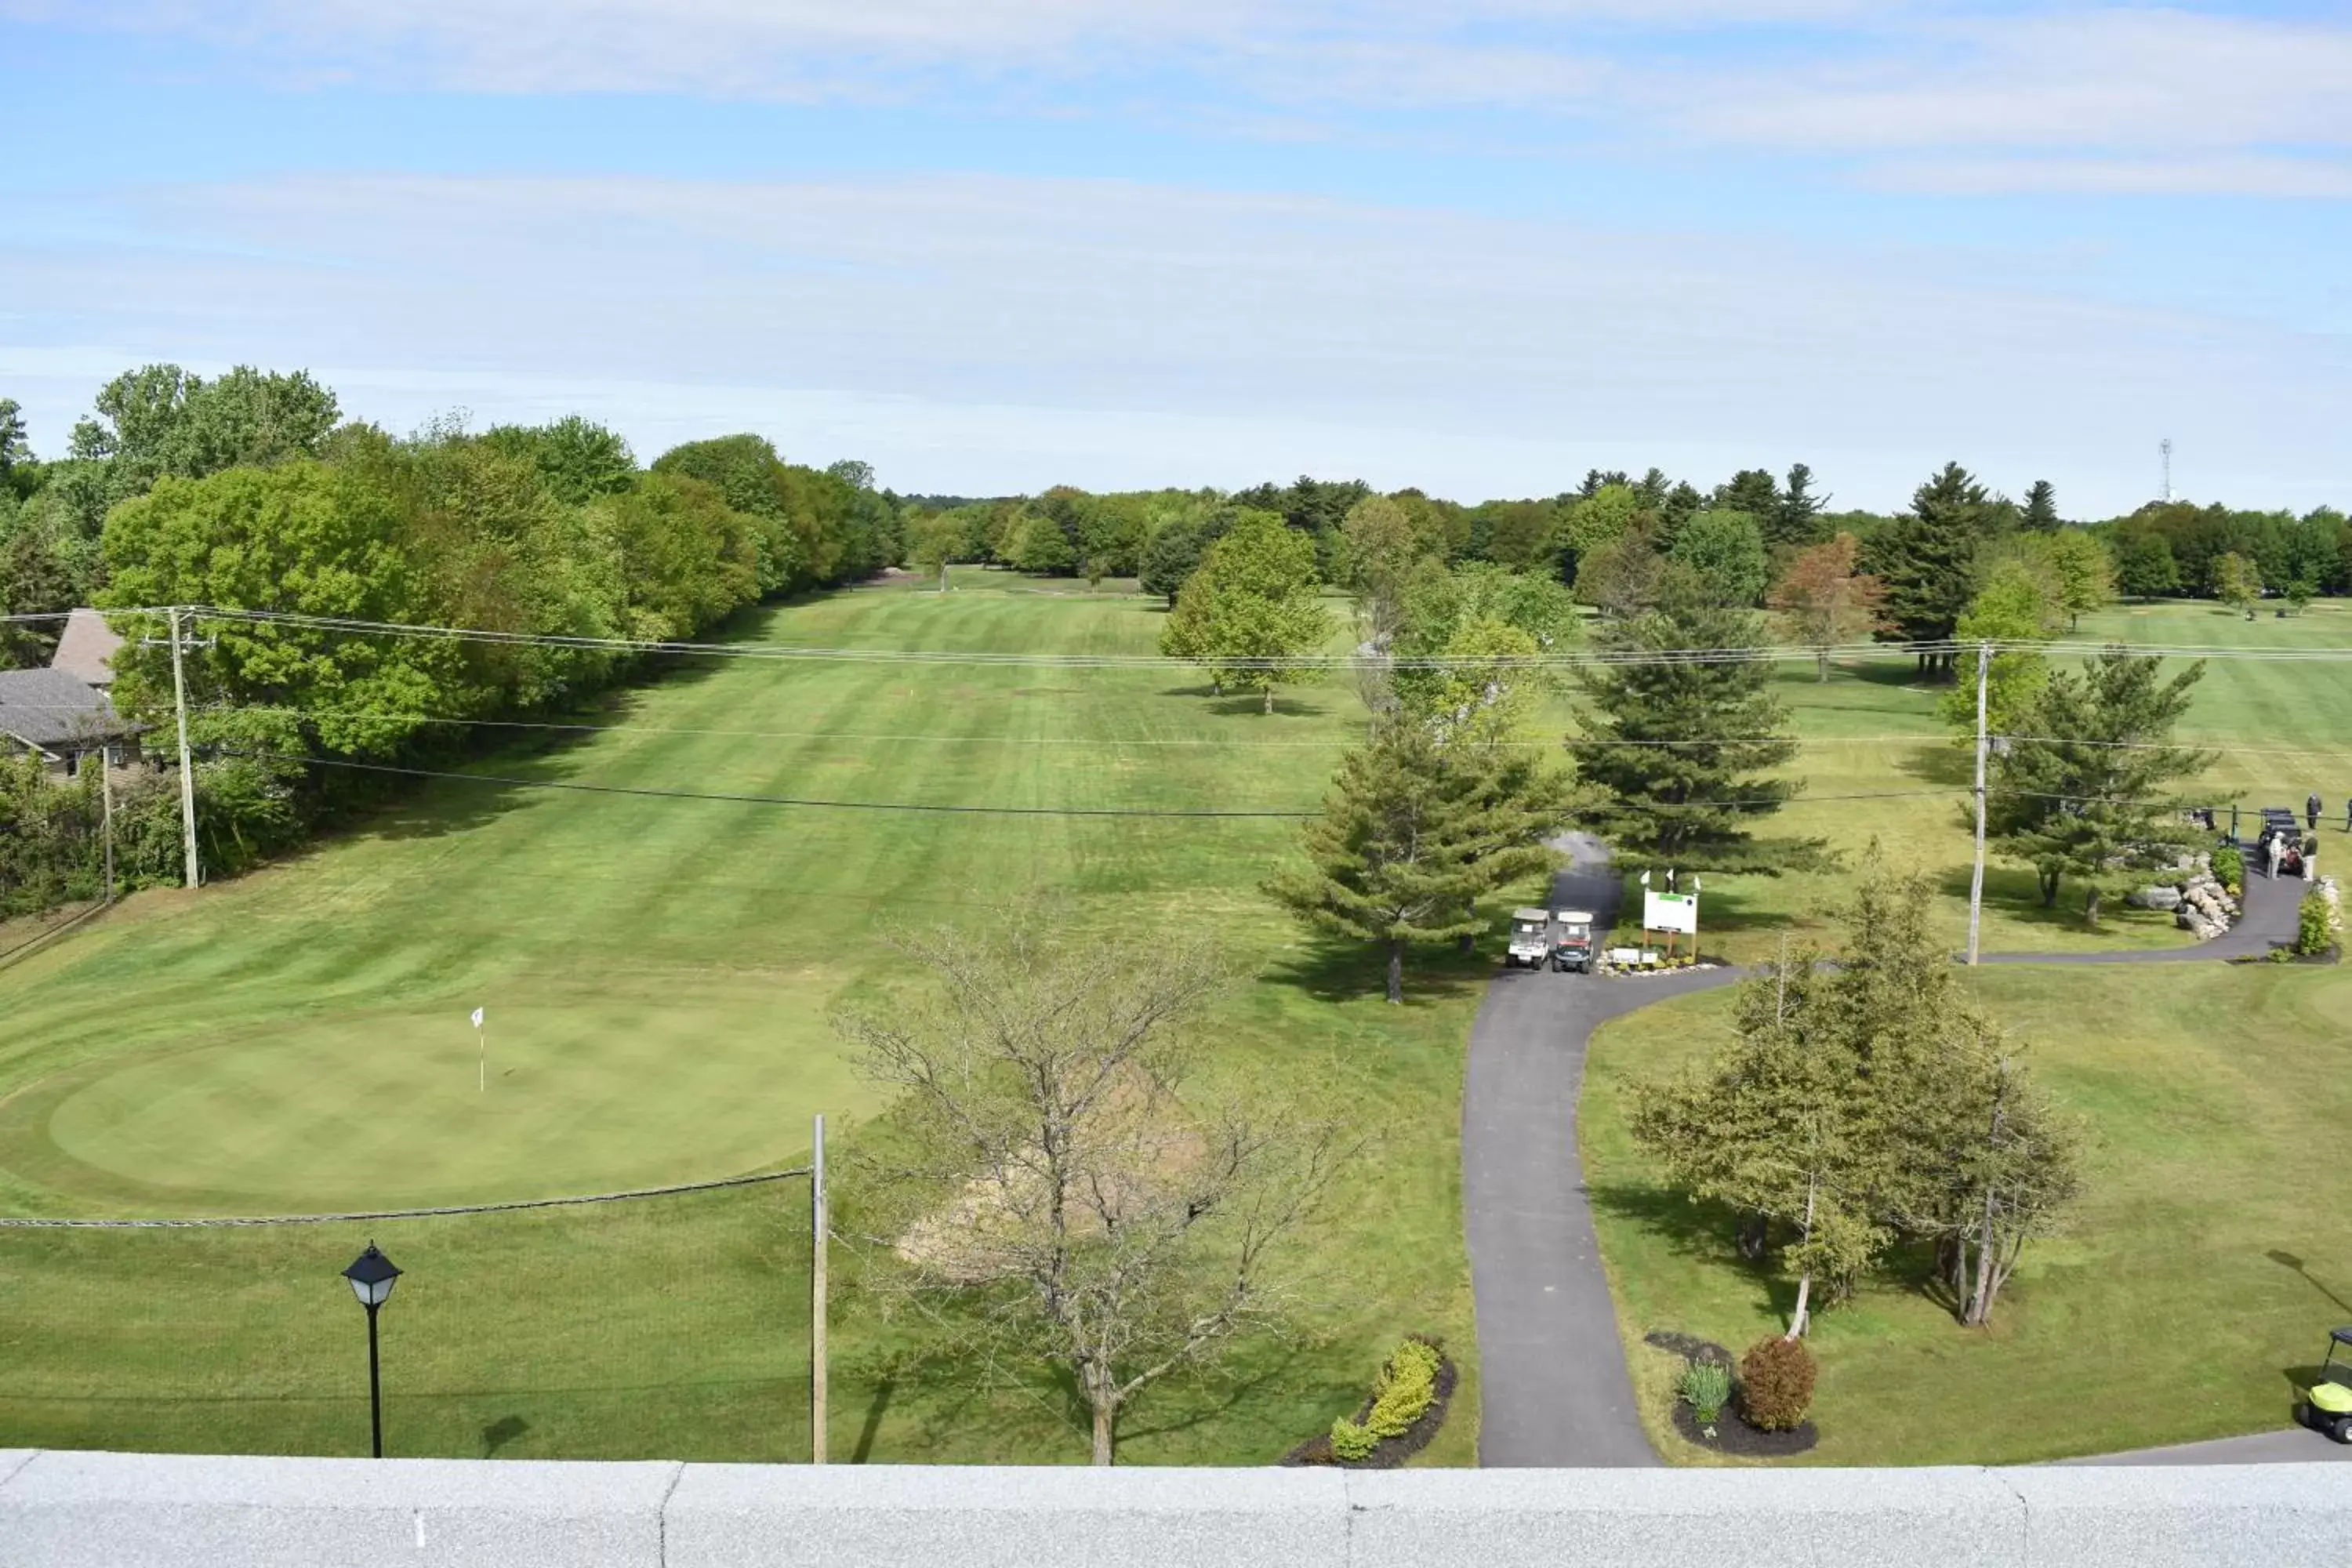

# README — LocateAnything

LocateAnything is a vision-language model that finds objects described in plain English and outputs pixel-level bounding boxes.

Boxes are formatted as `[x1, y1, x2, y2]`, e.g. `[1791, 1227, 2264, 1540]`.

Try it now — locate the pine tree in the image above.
[1866, 463, 1997, 677]
[1630, 862, 2084, 1333]
[1268, 720, 1563, 1002]
[1567, 567, 1799, 862]
[1772, 463, 1829, 550]
[2020, 480, 2060, 532]
[1989, 650, 2212, 921]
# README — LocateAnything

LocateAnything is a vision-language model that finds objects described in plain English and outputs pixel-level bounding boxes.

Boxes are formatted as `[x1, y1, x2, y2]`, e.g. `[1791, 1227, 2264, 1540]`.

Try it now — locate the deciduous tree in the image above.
[1768, 534, 1888, 681]
[1160, 510, 1331, 712]
[836, 929, 1339, 1466]
[2212, 550, 2263, 619]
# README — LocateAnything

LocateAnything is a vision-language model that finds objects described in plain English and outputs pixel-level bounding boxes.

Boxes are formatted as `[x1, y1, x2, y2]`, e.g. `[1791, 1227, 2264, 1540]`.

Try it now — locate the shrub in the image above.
[1328, 1337, 1444, 1462]
[1364, 1338, 1443, 1439]
[1329, 1416, 1377, 1461]
[2297, 888, 2339, 957]
[1738, 1335, 1817, 1432]
[1679, 1359, 1730, 1425]
[2213, 844, 2243, 891]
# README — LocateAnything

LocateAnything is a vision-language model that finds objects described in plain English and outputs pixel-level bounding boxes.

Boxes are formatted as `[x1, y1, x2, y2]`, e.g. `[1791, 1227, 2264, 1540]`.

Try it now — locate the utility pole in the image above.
[100, 742, 115, 905]
[811, 1112, 828, 1465]
[1967, 641, 1991, 966]
[166, 607, 201, 891]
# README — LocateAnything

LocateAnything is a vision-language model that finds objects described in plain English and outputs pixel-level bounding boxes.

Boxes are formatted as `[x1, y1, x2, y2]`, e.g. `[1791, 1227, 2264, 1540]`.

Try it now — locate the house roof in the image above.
[0, 667, 140, 753]
[48, 608, 123, 688]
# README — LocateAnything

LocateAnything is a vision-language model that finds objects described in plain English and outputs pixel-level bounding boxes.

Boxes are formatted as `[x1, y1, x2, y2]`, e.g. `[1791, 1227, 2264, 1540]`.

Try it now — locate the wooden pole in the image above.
[811, 1112, 828, 1465]
[169, 607, 200, 891]
[100, 742, 115, 906]
[1967, 640, 1991, 967]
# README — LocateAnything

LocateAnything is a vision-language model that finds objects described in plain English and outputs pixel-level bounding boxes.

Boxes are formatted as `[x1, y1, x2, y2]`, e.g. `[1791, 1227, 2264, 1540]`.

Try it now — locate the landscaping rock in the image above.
[2128, 886, 2183, 912]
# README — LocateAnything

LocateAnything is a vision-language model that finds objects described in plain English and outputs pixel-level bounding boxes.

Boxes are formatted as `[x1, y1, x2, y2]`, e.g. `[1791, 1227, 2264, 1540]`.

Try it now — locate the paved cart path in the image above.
[1462, 844, 2312, 1468]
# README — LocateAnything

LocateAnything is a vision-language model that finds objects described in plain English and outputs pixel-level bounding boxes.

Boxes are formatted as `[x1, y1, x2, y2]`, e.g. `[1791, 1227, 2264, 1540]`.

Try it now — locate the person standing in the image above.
[2230, 803, 2241, 842]
[2343, 797, 2350, 833]
[2310, 792, 2324, 832]
[2269, 831, 2285, 880]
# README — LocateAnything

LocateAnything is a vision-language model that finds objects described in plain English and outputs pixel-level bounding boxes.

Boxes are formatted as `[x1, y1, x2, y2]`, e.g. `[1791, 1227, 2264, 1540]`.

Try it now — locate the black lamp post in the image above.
[341, 1243, 401, 1458]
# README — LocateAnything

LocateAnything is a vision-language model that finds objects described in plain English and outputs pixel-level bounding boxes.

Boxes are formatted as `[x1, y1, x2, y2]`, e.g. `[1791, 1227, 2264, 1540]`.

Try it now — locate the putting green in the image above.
[20, 994, 871, 1212]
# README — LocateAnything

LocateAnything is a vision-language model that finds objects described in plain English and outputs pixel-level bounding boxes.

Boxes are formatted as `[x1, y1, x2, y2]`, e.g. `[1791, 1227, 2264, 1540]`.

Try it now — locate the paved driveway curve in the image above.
[1462, 844, 2316, 1468]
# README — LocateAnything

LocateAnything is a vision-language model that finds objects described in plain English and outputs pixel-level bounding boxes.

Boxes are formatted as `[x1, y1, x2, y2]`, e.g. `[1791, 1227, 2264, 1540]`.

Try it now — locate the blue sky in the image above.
[2, 2, 2347, 514]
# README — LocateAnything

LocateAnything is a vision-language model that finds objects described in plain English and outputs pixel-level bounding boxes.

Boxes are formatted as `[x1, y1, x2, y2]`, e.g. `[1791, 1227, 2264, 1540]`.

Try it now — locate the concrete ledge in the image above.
[0, 1450, 681, 1568]
[7, 1451, 2352, 1566]
[666, 1465, 1348, 1568]
[1341, 1468, 2028, 1567]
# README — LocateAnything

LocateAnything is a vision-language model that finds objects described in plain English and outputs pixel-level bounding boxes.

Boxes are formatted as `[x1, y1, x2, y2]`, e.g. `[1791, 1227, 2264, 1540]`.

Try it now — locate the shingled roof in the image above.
[48, 608, 124, 688]
[0, 667, 140, 754]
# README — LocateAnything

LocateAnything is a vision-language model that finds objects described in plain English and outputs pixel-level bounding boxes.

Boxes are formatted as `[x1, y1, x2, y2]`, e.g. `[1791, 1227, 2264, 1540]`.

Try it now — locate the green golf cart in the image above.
[2297, 1328, 2352, 1443]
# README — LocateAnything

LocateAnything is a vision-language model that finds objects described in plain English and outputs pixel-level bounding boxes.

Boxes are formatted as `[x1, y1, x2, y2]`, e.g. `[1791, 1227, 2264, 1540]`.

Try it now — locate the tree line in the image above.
[0, 366, 902, 912]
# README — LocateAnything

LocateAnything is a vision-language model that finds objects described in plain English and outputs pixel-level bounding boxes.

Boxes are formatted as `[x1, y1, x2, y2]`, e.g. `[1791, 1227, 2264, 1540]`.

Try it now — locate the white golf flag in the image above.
[1639, 869, 1651, 886]
[470, 1007, 485, 1029]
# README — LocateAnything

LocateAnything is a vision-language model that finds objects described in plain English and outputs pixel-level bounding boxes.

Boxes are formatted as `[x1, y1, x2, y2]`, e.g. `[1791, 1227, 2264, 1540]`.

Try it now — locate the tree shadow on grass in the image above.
[1585, 1181, 1786, 1323]
[1929, 863, 2179, 943]
[1261, 937, 1484, 1007]
[1896, 742, 1976, 788]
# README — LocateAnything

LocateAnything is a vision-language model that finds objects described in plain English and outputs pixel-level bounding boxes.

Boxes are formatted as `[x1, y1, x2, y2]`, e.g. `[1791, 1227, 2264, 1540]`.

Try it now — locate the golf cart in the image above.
[1551, 910, 1597, 974]
[2299, 1330, 2352, 1443]
[1505, 908, 1553, 968]
[2257, 808, 2308, 877]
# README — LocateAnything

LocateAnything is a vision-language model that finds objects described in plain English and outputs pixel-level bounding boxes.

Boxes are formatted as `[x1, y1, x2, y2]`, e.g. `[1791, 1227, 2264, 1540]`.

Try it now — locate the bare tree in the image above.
[835, 928, 1340, 1465]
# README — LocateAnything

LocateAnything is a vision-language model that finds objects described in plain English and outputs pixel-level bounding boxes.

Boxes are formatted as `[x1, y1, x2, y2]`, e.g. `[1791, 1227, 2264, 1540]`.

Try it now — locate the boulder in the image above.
[2127, 886, 2183, 912]
[2178, 907, 2213, 937]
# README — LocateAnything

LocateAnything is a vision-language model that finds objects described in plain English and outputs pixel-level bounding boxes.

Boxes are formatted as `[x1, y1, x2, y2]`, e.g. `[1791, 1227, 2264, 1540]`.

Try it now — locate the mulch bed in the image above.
[1671, 1399, 1818, 1457]
[1281, 1352, 1459, 1468]
[1645, 1330, 1818, 1458]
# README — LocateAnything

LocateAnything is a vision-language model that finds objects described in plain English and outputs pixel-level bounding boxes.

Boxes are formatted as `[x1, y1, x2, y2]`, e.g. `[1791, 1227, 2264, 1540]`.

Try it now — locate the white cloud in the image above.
[20, 3, 2352, 194]
[1679, 9, 2352, 155]
[4, 172, 2343, 511]
[1870, 154, 2352, 199]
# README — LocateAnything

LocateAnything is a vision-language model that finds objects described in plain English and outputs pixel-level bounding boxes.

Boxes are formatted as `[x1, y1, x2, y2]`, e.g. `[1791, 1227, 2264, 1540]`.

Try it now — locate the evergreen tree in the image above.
[1268, 719, 1564, 1001]
[1866, 463, 1997, 677]
[0, 398, 29, 480]
[1712, 468, 1780, 520]
[1631, 863, 2084, 1333]
[1567, 567, 1799, 862]
[1773, 463, 1829, 550]
[2020, 480, 2060, 532]
[1989, 650, 2212, 922]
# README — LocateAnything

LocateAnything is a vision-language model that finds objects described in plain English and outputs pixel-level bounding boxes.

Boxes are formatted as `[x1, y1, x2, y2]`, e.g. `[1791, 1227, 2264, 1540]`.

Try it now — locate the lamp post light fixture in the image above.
[341, 1243, 401, 1458]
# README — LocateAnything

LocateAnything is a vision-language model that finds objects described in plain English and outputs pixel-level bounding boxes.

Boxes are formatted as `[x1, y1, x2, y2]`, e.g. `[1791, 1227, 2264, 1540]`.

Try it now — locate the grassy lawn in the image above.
[0, 568, 1482, 1466]
[1586, 960, 2352, 1465]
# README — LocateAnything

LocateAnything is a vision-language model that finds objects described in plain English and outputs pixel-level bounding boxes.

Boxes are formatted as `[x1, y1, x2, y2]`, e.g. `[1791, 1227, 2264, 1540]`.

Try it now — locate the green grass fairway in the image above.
[1586, 961, 2352, 1465]
[0, 570, 1483, 1466]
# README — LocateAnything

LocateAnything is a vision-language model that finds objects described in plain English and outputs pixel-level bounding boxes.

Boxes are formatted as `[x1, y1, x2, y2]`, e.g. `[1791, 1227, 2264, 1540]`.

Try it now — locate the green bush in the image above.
[1679, 1359, 1730, 1425]
[2297, 889, 2338, 957]
[1365, 1338, 1443, 1439]
[1738, 1334, 1817, 1432]
[1329, 1416, 1377, 1461]
[2213, 844, 2243, 891]
[1328, 1337, 1444, 1461]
